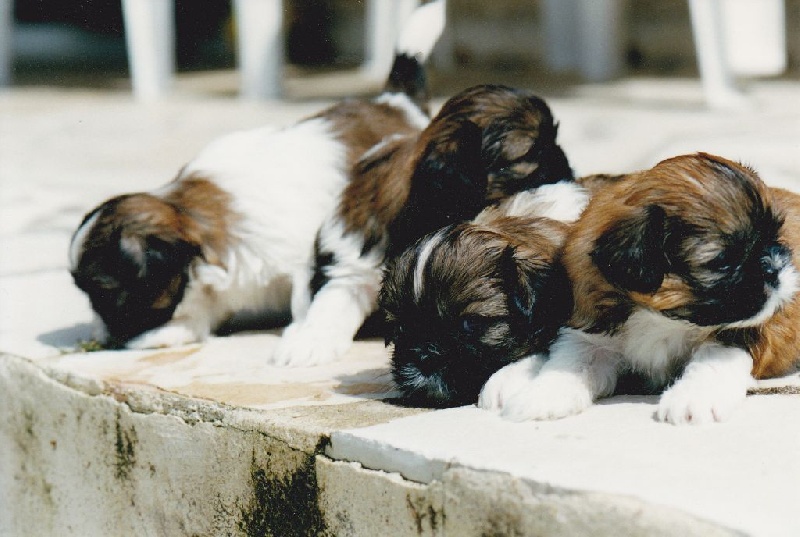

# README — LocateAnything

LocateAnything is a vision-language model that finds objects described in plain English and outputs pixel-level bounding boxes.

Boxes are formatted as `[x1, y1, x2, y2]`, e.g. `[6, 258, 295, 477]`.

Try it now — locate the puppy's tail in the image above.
[383, 0, 446, 112]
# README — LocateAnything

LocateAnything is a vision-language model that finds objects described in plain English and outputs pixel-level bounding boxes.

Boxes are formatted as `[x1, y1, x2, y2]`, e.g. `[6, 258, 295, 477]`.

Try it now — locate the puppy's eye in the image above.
[95, 276, 120, 290]
[384, 322, 403, 347]
[460, 315, 489, 336]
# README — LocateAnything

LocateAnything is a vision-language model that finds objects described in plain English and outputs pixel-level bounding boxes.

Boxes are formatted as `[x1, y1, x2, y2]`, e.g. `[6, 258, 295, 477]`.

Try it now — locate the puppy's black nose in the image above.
[410, 343, 443, 375]
[761, 244, 790, 287]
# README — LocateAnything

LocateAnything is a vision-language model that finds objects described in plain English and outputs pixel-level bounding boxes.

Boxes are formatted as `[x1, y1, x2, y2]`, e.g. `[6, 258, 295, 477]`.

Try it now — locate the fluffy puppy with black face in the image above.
[480, 153, 800, 425]
[69, 0, 445, 349]
[381, 182, 589, 406]
[272, 84, 574, 366]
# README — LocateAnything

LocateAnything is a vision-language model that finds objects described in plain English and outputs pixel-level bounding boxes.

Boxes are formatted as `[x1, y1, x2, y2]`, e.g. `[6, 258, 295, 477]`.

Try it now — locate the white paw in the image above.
[478, 356, 545, 412]
[90, 314, 109, 342]
[500, 371, 594, 422]
[126, 324, 203, 349]
[656, 378, 747, 425]
[271, 323, 352, 367]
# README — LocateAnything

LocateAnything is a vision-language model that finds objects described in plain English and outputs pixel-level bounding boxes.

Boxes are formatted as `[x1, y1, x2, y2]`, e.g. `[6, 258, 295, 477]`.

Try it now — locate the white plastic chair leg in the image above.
[542, 0, 579, 73]
[0, 0, 11, 86]
[687, 0, 747, 108]
[363, 0, 419, 79]
[234, 0, 283, 100]
[121, 0, 175, 101]
[720, 0, 786, 77]
[575, 0, 624, 82]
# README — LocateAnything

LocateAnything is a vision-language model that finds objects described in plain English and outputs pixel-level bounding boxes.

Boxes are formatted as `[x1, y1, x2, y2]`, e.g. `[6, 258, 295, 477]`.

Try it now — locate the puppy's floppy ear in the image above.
[416, 119, 486, 200]
[591, 204, 668, 294]
[388, 120, 487, 254]
[500, 246, 572, 349]
[119, 232, 200, 283]
[501, 246, 537, 323]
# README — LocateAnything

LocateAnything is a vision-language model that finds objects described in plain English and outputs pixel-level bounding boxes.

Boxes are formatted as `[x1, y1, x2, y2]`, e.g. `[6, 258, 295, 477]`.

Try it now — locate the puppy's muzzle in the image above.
[407, 343, 445, 375]
[761, 244, 791, 288]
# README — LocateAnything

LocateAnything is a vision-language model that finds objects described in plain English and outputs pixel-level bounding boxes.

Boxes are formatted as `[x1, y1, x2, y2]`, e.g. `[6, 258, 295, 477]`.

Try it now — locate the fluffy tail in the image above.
[384, 0, 446, 112]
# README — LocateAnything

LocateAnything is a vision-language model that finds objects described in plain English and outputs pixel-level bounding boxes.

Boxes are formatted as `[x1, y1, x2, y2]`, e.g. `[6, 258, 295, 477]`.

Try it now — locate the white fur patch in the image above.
[412, 228, 447, 302]
[729, 264, 800, 328]
[273, 218, 384, 366]
[620, 309, 709, 386]
[500, 181, 590, 223]
[478, 355, 546, 412]
[69, 210, 101, 270]
[395, 0, 446, 62]
[126, 322, 204, 350]
[358, 133, 409, 165]
[491, 330, 622, 421]
[656, 343, 754, 425]
[374, 93, 430, 131]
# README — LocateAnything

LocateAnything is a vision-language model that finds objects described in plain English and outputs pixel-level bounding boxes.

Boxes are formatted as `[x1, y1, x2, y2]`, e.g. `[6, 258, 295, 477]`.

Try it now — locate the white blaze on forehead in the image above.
[412, 228, 447, 301]
[69, 210, 101, 270]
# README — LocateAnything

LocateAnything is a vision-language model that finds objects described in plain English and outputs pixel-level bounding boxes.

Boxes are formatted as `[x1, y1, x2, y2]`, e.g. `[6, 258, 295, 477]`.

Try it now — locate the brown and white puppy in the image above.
[69, 0, 445, 349]
[272, 84, 574, 365]
[380, 183, 589, 406]
[480, 153, 800, 424]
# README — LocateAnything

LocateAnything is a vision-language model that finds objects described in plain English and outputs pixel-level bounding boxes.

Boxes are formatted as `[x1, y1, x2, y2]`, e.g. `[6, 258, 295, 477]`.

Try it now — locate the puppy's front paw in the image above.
[500, 372, 593, 422]
[271, 323, 351, 367]
[478, 357, 544, 412]
[126, 324, 203, 350]
[656, 378, 746, 425]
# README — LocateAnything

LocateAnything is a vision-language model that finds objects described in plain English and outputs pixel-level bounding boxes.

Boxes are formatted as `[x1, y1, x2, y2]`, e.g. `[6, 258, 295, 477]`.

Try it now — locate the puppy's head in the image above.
[386, 84, 573, 256]
[69, 194, 201, 345]
[381, 215, 571, 406]
[570, 153, 798, 332]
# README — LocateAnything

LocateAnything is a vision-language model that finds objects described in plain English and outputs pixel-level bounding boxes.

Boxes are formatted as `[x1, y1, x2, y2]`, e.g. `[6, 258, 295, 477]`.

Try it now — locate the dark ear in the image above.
[501, 246, 572, 349]
[415, 119, 486, 203]
[501, 246, 537, 323]
[388, 120, 487, 255]
[120, 233, 200, 282]
[590, 205, 668, 294]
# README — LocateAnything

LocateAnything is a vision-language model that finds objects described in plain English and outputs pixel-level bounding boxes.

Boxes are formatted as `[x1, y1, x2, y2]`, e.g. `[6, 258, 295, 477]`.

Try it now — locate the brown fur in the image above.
[338, 134, 419, 247]
[84, 175, 237, 270]
[317, 100, 423, 170]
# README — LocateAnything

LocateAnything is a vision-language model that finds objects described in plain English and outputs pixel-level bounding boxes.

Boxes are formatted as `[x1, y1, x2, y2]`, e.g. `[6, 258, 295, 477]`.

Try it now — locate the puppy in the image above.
[272, 84, 574, 365]
[69, 0, 445, 349]
[480, 153, 800, 425]
[381, 182, 589, 406]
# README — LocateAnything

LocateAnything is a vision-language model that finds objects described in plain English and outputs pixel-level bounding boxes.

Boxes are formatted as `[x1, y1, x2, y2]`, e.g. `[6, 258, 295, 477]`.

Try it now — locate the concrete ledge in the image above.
[2, 353, 750, 536]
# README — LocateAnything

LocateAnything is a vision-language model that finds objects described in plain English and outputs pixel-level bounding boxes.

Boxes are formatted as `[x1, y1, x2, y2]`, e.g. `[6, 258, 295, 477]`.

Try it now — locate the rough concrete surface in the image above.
[2, 70, 800, 535]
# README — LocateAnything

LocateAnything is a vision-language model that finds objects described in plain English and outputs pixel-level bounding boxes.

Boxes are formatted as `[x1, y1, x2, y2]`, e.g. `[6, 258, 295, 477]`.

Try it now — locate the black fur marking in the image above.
[501, 247, 572, 351]
[386, 120, 487, 257]
[591, 205, 668, 294]
[72, 232, 198, 344]
[384, 53, 429, 113]
[309, 235, 335, 299]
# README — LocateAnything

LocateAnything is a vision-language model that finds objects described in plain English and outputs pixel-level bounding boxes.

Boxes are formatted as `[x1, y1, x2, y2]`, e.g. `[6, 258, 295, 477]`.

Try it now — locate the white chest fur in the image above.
[581, 308, 712, 386]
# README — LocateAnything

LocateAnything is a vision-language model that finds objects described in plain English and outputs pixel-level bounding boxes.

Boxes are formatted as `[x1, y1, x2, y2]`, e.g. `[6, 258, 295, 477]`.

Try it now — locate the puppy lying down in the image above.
[68, 0, 445, 349]
[381, 181, 589, 406]
[481, 153, 800, 424]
